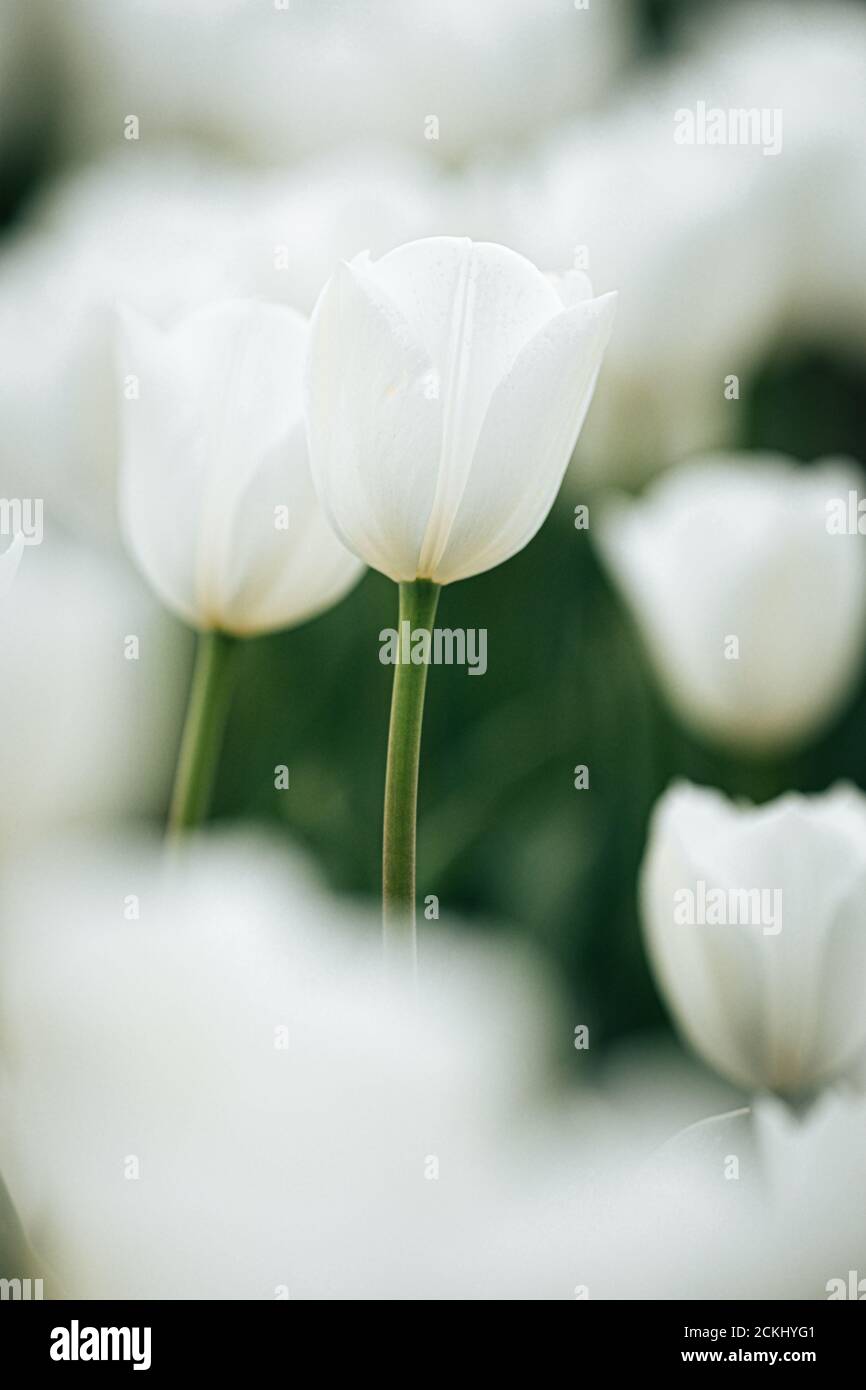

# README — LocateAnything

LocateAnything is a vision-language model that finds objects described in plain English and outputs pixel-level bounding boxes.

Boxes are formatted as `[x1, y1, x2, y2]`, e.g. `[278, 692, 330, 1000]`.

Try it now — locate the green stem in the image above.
[382, 579, 441, 963]
[167, 630, 239, 840]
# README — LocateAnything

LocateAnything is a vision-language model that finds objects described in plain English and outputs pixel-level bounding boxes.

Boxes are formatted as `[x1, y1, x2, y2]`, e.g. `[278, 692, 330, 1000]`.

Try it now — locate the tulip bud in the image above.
[641, 780, 866, 1097]
[305, 236, 616, 585]
[597, 454, 866, 753]
[118, 299, 363, 636]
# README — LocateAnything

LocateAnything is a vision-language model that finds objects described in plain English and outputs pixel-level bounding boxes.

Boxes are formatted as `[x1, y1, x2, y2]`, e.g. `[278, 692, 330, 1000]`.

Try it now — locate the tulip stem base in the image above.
[382, 579, 441, 966]
[167, 630, 239, 840]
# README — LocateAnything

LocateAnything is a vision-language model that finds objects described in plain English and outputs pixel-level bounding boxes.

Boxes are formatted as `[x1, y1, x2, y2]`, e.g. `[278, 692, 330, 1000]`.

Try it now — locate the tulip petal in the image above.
[305, 258, 443, 582]
[642, 785, 769, 1092]
[119, 299, 312, 629]
[219, 422, 363, 635]
[432, 291, 616, 584]
[364, 238, 565, 578]
[118, 307, 200, 626]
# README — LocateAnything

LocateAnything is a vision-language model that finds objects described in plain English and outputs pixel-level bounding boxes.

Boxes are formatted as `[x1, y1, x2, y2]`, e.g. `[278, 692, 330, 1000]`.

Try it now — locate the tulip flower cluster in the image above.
[596, 454, 866, 1113]
[4, 0, 866, 1312]
[117, 237, 615, 954]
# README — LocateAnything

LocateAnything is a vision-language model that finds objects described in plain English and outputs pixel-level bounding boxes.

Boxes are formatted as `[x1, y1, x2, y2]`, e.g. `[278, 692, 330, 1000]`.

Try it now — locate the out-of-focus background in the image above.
[2, 0, 865, 1068]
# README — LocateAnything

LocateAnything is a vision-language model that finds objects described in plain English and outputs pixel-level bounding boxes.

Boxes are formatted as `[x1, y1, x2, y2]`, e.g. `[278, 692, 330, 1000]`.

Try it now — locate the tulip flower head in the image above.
[305, 236, 616, 585]
[597, 454, 866, 754]
[303, 236, 616, 956]
[117, 297, 364, 838]
[119, 298, 363, 636]
[641, 780, 866, 1098]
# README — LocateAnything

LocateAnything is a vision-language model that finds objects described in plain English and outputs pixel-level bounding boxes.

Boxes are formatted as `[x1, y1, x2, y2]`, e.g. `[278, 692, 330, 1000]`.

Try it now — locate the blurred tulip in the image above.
[0, 536, 184, 846]
[683, 0, 866, 360]
[119, 296, 363, 837]
[452, 87, 787, 487]
[306, 236, 616, 585]
[0, 153, 257, 544]
[0, 831, 563, 1298]
[0, 533, 23, 597]
[0, 149, 438, 547]
[597, 455, 866, 753]
[52, 0, 634, 166]
[2, 828, 864, 1299]
[585, 1087, 866, 1299]
[641, 780, 866, 1097]
[119, 298, 363, 636]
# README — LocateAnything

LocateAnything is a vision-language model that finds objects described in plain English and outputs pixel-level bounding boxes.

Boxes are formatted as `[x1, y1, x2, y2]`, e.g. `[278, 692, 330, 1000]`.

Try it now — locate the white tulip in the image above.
[641, 780, 866, 1097]
[5, 827, 865, 1298]
[684, 2, 866, 360]
[452, 86, 788, 487]
[0, 830, 566, 1298]
[0, 150, 440, 546]
[597, 454, 866, 752]
[118, 298, 363, 636]
[0, 153, 258, 545]
[305, 237, 616, 585]
[53, 0, 632, 166]
[753, 1090, 866, 1297]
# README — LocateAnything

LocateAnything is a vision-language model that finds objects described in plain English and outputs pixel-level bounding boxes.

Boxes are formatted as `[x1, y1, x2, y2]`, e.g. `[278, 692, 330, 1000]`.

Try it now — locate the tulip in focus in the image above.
[641, 780, 866, 1098]
[306, 236, 616, 586]
[597, 454, 866, 754]
[305, 235, 615, 955]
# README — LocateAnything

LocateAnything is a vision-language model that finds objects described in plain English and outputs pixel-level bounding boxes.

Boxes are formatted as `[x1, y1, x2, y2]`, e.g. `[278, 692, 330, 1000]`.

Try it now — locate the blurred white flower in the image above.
[0, 149, 439, 545]
[641, 781, 866, 1097]
[452, 87, 787, 485]
[596, 455, 866, 752]
[0, 537, 184, 846]
[0, 831, 568, 1299]
[52, 0, 635, 166]
[2, 827, 864, 1298]
[306, 236, 616, 584]
[0, 533, 24, 597]
[753, 1089, 866, 1297]
[118, 298, 362, 635]
[680, 0, 866, 359]
[574, 1087, 866, 1299]
[0, 154, 255, 545]
[238, 149, 440, 314]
